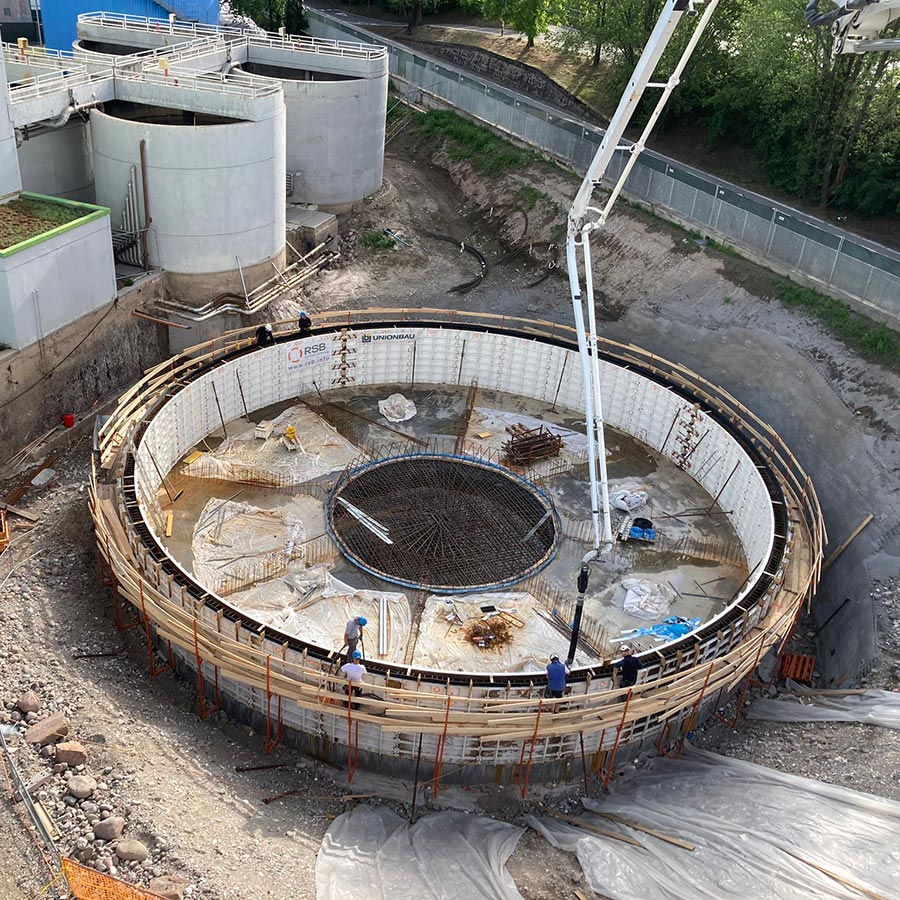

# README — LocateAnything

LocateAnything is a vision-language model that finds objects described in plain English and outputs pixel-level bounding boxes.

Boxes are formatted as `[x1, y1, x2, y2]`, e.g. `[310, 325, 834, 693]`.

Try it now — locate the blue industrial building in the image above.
[41, 1, 220, 51]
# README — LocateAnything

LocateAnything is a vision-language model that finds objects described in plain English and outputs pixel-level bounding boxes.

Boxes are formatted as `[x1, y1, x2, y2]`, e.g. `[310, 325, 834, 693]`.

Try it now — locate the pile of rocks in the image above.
[3, 690, 188, 900]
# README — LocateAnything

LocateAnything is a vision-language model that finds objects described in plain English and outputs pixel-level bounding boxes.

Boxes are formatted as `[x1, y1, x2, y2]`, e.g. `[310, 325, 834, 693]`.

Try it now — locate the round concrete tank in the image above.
[244, 55, 388, 207]
[283, 73, 387, 207]
[90, 102, 286, 298]
[17, 121, 95, 203]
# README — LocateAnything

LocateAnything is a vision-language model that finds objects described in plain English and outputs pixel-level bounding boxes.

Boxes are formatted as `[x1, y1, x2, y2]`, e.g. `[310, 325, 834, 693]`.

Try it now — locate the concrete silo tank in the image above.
[90, 99, 286, 298]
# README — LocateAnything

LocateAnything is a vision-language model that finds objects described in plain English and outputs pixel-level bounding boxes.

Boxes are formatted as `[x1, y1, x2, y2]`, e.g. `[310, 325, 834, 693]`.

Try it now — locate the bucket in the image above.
[62, 413, 75, 429]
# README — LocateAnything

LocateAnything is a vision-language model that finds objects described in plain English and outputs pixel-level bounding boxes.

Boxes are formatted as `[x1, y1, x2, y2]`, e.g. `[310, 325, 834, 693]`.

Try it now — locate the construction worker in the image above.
[256, 323, 274, 347]
[340, 650, 367, 704]
[546, 654, 568, 698]
[615, 645, 642, 691]
[344, 615, 367, 660]
[298, 310, 312, 336]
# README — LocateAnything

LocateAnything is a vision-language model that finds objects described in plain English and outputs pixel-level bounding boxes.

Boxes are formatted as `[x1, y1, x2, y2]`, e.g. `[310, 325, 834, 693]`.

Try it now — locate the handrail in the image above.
[76, 11, 387, 61]
[7, 69, 112, 102]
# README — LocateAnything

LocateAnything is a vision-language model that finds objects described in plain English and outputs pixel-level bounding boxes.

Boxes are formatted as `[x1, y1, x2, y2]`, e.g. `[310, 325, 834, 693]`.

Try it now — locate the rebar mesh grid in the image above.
[327, 454, 560, 592]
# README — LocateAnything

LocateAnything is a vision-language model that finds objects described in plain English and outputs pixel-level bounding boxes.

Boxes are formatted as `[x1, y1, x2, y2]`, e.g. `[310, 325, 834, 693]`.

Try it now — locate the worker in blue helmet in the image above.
[298, 310, 312, 336]
[344, 615, 368, 660]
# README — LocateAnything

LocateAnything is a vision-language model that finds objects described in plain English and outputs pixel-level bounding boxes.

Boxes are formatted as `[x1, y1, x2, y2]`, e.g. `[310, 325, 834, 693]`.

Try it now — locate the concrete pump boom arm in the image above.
[805, 0, 900, 53]
[564, 0, 719, 557]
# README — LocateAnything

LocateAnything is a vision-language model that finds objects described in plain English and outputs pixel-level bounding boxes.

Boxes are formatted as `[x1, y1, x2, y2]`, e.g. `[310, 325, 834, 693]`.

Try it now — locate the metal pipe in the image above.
[236, 255, 249, 301]
[139, 139, 152, 270]
[581, 230, 613, 547]
[131, 310, 191, 329]
[565, 233, 602, 549]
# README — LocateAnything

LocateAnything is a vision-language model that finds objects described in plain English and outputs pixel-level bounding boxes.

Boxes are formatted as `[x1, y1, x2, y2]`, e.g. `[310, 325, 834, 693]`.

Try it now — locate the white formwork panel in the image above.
[355, 331, 416, 384]
[132, 328, 779, 618]
[408, 328, 465, 386]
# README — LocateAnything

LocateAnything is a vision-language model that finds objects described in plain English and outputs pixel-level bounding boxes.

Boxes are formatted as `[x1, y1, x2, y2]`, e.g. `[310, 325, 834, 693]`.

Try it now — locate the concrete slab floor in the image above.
[156, 382, 749, 671]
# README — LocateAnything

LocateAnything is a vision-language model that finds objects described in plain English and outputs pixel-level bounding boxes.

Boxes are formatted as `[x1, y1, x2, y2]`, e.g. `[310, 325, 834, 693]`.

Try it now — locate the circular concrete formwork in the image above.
[90, 310, 824, 785]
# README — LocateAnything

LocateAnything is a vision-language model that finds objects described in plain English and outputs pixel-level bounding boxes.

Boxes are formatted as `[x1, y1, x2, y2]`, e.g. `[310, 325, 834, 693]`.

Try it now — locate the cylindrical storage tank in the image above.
[90, 103, 286, 298]
[282, 72, 387, 207]
[17, 120, 95, 203]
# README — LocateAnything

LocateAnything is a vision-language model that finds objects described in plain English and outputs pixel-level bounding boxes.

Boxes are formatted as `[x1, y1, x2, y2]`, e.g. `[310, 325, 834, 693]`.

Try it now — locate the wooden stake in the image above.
[596, 812, 695, 851]
[822, 514, 873, 573]
[536, 806, 644, 848]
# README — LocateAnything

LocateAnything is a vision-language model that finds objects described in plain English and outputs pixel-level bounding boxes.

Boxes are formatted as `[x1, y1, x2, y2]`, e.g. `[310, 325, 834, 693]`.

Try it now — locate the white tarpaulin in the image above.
[183, 403, 358, 485]
[527, 748, 900, 900]
[191, 499, 306, 593]
[747, 682, 900, 731]
[621, 578, 672, 619]
[378, 392, 417, 422]
[232, 569, 410, 660]
[316, 806, 524, 900]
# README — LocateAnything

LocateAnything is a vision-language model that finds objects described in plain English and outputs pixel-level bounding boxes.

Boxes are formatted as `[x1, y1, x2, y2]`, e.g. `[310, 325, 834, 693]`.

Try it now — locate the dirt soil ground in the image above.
[381, 20, 900, 251]
[2, 126, 899, 899]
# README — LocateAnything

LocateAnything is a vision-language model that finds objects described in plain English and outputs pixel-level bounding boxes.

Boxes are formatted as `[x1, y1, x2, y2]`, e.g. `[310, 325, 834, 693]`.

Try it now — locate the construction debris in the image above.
[464, 616, 513, 650]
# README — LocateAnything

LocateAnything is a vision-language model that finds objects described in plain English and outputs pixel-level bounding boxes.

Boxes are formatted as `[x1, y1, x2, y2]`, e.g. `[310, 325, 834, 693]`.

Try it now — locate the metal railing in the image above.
[77, 11, 386, 61]
[308, 8, 900, 324]
[6, 67, 111, 102]
[114, 64, 282, 98]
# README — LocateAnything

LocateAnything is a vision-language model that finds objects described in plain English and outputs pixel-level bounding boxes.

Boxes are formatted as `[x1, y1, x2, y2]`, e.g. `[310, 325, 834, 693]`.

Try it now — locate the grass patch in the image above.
[0, 197, 85, 249]
[362, 230, 395, 250]
[419, 109, 532, 176]
[776, 281, 900, 365]
[519, 184, 545, 210]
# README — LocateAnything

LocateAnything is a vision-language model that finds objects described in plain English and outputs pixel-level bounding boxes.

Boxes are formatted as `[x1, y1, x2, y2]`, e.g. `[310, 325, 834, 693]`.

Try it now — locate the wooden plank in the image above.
[536, 807, 644, 848]
[0, 501, 39, 523]
[822, 514, 873, 573]
[596, 812, 695, 851]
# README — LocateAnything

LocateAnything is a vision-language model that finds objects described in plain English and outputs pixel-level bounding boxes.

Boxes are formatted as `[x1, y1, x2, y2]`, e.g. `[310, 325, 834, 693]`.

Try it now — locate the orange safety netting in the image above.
[61, 858, 166, 900]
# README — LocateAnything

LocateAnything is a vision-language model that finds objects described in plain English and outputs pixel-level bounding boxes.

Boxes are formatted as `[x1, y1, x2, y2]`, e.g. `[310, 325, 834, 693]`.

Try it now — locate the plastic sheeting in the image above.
[621, 578, 673, 619]
[378, 392, 417, 422]
[191, 499, 306, 593]
[412, 592, 598, 673]
[232, 569, 411, 660]
[527, 748, 900, 900]
[184, 403, 358, 485]
[316, 806, 524, 900]
[617, 616, 701, 643]
[748, 683, 900, 731]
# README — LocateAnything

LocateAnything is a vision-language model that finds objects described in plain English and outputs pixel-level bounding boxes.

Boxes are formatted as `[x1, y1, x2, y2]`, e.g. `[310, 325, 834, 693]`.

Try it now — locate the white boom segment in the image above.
[566, 0, 720, 554]
[806, 0, 900, 53]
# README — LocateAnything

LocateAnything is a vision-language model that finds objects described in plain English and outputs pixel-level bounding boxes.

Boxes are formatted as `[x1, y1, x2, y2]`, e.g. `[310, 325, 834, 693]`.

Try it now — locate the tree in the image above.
[706, 0, 899, 213]
[224, 0, 287, 30]
[483, 0, 555, 47]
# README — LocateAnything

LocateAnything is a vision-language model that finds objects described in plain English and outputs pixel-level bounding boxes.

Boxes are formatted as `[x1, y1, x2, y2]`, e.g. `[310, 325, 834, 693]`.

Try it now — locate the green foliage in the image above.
[419, 109, 532, 175]
[225, 0, 286, 30]
[776, 281, 900, 364]
[362, 230, 396, 249]
[482, 0, 557, 44]
[518, 184, 544, 209]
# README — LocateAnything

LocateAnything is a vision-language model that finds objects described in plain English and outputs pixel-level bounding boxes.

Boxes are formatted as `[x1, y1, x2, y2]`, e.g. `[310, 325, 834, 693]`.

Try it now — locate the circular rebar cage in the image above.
[326, 453, 561, 592]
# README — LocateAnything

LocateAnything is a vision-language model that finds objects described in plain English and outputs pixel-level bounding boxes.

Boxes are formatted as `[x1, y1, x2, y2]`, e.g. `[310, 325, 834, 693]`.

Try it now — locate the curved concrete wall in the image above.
[90, 105, 285, 288]
[17, 121, 95, 202]
[283, 74, 387, 206]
